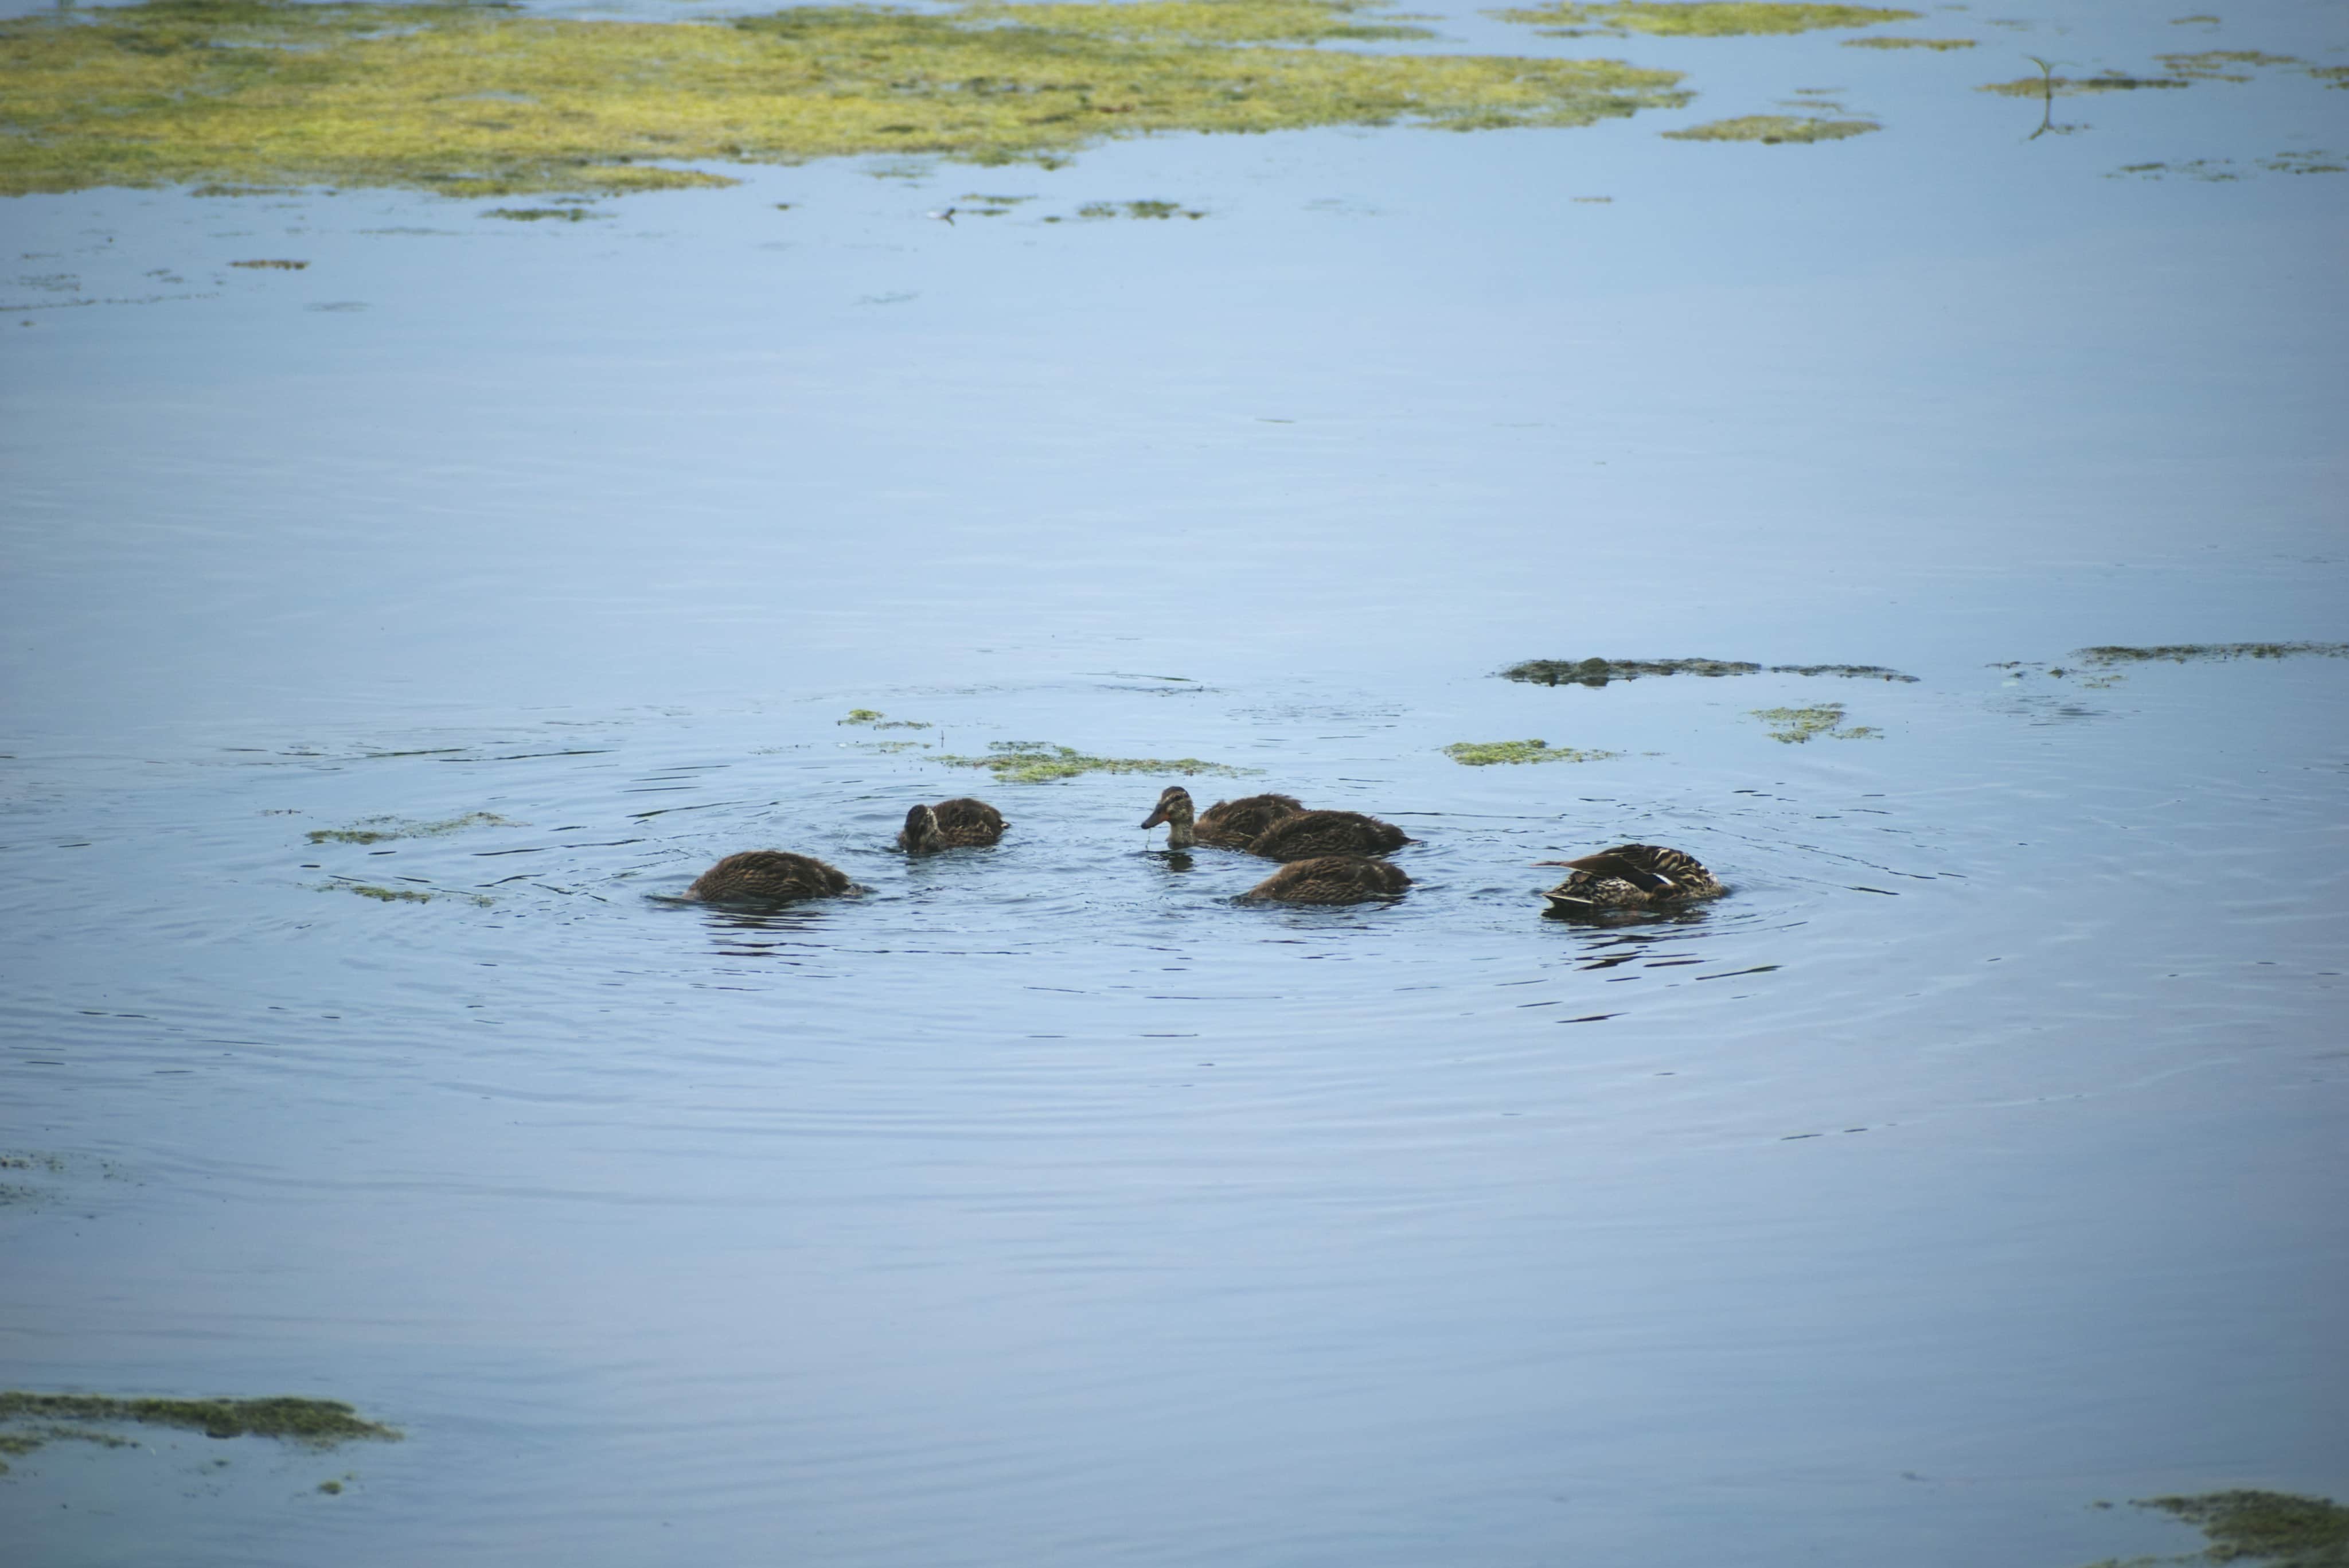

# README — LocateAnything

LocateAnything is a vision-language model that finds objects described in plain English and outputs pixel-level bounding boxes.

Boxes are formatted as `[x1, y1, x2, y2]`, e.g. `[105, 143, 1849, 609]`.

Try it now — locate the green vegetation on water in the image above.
[1664, 114, 1878, 141]
[0, 1393, 401, 1473]
[306, 812, 514, 845]
[840, 709, 931, 729]
[2077, 641, 2349, 666]
[1502, 657, 1917, 685]
[1751, 704, 1878, 742]
[1444, 739, 1621, 765]
[936, 740, 1252, 784]
[2078, 1490, 2349, 1567]
[1842, 35, 1972, 49]
[1492, 2, 1914, 36]
[0, 0, 1691, 197]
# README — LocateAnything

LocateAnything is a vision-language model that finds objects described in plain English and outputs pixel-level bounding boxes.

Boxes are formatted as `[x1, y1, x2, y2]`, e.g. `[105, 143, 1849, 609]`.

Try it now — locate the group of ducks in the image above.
[684, 785, 1727, 916]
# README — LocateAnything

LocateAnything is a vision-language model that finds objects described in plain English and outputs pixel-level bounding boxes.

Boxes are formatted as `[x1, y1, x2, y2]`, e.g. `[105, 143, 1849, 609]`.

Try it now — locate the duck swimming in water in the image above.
[1142, 785, 1406, 860]
[1536, 844, 1723, 914]
[898, 798, 1008, 852]
[1140, 786, 1303, 849]
[1243, 855, 1411, 905]
[686, 850, 853, 905]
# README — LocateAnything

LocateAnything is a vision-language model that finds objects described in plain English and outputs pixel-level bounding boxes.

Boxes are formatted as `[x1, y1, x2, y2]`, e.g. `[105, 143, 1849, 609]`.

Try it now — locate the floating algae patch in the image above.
[0, 0, 1691, 198]
[1843, 34, 1972, 48]
[1444, 739, 1621, 765]
[1980, 72, 2188, 95]
[0, 1393, 401, 1473]
[306, 812, 517, 845]
[838, 709, 931, 728]
[2077, 641, 2349, 666]
[935, 740, 1254, 784]
[1664, 113, 1879, 141]
[1751, 704, 1878, 742]
[484, 205, 605, 221]
[2126, 1490, 2349, 1566]
[1503, 657, 1915, 685]
[2156, 49, 2308, 81]
[1076, 198, 1205, 219]
[1492, 3, 1915, 38]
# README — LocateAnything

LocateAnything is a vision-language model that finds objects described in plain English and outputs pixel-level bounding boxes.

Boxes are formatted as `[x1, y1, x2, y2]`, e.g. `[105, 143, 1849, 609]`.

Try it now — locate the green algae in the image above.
[1842, 35, 1973, 48]
[1751, 704, 1878, 742]
[484, 205, 604, 221]
[306, 811, 515, 844]
[1076, 197, 1205, 218]
[1444, 739, 1621, 765]
[0, 1393, 401, 1454]
[1663, 114, 1879, 140]
[1981, 72, 2188, 96]
[1503, 656, 1915, 684]
[2077, 641, 2349, 666]
[0, 0, 1692, 198]
[2137, 1490, 2349, 1565]
[1493, 2, 1913, 36]
[935, 740, 1252, 783]
[2156, 49, 2306, 81]
[840, 709, 932, 728]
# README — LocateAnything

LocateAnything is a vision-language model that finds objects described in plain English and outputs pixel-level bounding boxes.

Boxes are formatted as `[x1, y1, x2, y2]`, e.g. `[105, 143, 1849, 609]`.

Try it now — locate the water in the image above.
[3, 0, 2346, 1562]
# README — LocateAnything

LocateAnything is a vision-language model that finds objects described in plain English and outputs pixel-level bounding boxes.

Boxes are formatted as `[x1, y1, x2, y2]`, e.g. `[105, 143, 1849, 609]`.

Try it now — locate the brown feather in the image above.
[1249, 809, 1410, 862]
[1244, 855, 1411, 904]
[687, 850, 852, 904]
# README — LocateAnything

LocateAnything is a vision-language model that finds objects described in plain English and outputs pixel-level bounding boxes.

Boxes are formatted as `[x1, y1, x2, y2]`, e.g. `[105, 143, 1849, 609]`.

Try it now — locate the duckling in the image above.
[1535, 844, 1723, 914]
[686, 850, 852, 904]
[1247, 808, 1410, 862]
[898, 798, 1008, 853]
[1243, 855, 1411, 905]
[1140, 786, 1303, 850]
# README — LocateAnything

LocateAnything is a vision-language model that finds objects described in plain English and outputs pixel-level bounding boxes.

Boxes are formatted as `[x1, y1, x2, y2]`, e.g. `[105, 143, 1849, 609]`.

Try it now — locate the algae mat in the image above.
[0, 0, 1689, 198]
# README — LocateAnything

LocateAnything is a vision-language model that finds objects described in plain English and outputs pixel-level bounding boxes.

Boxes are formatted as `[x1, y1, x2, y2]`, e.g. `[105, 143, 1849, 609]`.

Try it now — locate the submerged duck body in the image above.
[1244, 855, 1411, 905]
[899, 798, 1008, 852]
[1537, 844, 1723, 914]
[1140, 786, 1304, 849]
[686, 850, 853, 905]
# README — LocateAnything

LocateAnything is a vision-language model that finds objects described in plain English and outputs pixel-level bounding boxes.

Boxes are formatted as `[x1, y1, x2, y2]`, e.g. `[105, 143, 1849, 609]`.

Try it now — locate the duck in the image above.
[1141, 785, 1407, 860]
[1140, 786, 1302, 849]
[686, 850, 853, 904]
[1535, 844, 1723, 914]
[898, 798, 1008, 852]
[1243, 855, 1411, 904]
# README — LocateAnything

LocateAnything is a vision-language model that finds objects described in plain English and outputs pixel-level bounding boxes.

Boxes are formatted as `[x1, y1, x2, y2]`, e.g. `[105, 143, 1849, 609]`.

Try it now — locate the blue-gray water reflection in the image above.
[2, 0, 2345, 1562]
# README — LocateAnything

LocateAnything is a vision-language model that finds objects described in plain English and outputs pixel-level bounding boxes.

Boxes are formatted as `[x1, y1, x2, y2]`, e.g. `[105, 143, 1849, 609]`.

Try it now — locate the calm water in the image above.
[3, 0, 2346, 1563]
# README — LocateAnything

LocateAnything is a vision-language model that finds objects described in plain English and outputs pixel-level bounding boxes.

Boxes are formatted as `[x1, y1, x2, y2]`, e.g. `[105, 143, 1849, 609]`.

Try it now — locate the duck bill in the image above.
[1141, 805, 1172, 829]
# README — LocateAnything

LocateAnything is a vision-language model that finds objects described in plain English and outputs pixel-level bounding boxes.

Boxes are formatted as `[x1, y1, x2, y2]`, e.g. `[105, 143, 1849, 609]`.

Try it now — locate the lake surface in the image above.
[3, 0, 2346, 1563]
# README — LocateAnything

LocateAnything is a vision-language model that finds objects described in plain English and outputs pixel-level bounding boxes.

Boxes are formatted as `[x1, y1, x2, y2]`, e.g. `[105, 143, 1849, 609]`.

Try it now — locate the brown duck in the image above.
[1536, 844, 1723, 914]
[1139, 786, 1302, 849]
[1243, 855, 1411, 905]
[1142, 785, 1407, 860]
[686, 850, 853, 904]
[898, 798, 1008, 852]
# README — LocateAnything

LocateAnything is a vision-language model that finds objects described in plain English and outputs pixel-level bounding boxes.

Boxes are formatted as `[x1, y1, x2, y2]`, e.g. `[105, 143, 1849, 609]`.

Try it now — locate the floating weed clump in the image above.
[484, 205, 604, 221]
[333, 881, 490, 905]
[1503, 657, 1916, 685]
[1663, 113, 1879, 141]
[2129, 1489, 2349, 1566]
[935, 740, 1252, 784]
[0, 1393, 401, 1472]
[840, 709, 932, 729]
[1980, 72, 2188, 96]
[1493, 2, 1915, 37]
[1843, 34, 1972, 49]
[2078, 641, 2349, 666]
[0, 0, 1691, 197]
[1443, 739, 1621, 765]
[1751, 704, 1878, 742]
[306, 812, 516, 845]
[1075, 198, 1205, 219]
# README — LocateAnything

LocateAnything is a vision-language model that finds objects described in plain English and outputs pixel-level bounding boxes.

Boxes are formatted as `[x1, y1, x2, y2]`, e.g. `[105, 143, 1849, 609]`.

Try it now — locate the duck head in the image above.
[899, 803, 942, 853]
[1141, 786, 1196, 848]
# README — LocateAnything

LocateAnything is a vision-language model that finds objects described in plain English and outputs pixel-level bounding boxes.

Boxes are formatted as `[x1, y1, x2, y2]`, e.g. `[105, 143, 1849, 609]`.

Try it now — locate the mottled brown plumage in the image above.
[899, 798, 1008, 852]
[1139, 786, 1304, 849]
[1536, 844, 1723, 914]
[1243, 855, 1411, 904]
[686, 850, 852, 904]
[1248, 809, 1410, 862]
